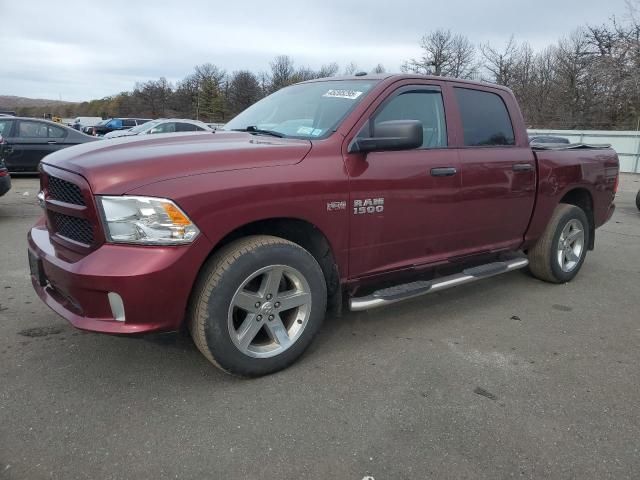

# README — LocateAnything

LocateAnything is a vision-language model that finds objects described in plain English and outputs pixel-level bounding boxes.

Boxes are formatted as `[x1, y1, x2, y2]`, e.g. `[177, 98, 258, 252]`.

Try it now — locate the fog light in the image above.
[107, 292, 125, 322]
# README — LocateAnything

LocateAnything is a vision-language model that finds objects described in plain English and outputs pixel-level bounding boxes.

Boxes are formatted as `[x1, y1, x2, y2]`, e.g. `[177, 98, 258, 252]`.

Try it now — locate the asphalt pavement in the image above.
[1, 175, 639, 480]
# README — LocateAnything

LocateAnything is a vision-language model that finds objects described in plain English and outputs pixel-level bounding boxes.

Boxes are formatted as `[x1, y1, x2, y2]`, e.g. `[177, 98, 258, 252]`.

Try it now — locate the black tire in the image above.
[636, 189, 640, 211]
[527, 204, 590, 283]
[188, 235, 327, 377]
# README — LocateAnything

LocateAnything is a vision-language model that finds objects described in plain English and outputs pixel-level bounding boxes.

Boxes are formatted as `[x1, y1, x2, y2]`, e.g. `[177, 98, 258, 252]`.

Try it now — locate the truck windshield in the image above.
[223, 80, 378, 139]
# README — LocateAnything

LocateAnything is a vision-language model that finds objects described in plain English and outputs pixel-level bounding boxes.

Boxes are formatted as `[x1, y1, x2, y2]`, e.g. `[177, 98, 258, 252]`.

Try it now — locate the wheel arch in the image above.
[559, 187, 595, 249]
[198, 217, 342, 317]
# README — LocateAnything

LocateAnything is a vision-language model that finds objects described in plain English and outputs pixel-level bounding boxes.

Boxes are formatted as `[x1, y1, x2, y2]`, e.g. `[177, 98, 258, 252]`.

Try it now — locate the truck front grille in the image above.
[50, 212, 95, 245]
[47, 175, 86, 206]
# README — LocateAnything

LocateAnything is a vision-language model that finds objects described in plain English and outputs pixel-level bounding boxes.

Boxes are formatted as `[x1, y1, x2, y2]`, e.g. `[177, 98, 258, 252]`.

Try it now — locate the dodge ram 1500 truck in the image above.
[28, 74, 619, 376]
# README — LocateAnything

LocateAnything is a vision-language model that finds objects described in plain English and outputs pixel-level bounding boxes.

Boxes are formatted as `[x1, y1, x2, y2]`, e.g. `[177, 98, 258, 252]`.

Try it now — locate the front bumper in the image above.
[28, 221, 211, 334]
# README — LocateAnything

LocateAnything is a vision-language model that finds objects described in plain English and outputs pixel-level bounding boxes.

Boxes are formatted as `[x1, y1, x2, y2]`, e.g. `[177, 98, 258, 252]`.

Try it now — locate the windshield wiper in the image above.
[232, 126, 284, 138]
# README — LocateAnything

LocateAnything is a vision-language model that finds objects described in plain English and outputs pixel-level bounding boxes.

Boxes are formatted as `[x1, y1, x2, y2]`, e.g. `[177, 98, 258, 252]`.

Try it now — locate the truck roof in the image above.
[300, 73, 513, 93]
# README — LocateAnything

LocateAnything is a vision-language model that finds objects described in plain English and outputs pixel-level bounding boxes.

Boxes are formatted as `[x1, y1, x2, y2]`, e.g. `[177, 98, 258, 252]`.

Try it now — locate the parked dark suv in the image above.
[90, 118, 152, 137]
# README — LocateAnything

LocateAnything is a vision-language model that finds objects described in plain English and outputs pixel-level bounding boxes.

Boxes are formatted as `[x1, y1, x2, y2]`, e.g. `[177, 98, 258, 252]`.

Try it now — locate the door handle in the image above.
[512, 163, 534, 172]
[430, 167, 457, 177]
[47, 140, 57, 145]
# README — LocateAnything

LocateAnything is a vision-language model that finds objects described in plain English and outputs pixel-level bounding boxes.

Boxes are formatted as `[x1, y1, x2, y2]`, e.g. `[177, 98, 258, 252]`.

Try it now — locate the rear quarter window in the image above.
[454, 88, 515, 146]
[176, 123, 202, 132]
[48, 125, 66, 138]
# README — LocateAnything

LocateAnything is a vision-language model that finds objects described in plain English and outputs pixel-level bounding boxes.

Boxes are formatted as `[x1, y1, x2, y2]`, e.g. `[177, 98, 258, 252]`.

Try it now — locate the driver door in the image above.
[346, 83, 462, 278]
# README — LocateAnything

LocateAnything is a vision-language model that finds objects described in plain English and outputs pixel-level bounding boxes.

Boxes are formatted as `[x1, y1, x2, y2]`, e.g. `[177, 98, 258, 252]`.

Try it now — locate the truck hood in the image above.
[42, 131, 313, 194]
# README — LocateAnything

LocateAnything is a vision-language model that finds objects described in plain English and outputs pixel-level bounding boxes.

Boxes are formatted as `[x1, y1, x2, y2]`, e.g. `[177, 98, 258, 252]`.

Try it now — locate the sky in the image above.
[0, 0, 632, 102]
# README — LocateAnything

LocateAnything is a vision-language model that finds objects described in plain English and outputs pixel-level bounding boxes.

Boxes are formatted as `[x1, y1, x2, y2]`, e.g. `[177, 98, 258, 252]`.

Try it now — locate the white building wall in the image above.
[527, 129, 640, 173]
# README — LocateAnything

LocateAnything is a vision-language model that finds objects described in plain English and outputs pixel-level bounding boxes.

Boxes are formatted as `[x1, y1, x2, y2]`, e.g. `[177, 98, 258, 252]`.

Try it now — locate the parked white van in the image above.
[71, 117, 103, 131]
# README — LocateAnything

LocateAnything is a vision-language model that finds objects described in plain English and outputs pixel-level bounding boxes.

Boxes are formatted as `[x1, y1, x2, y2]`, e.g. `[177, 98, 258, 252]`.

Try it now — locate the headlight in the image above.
[97, 196, 200, 245]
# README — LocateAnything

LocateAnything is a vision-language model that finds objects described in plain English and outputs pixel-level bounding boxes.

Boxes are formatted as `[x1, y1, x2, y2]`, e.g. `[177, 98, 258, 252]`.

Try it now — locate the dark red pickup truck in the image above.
[28, 74, 619, 376]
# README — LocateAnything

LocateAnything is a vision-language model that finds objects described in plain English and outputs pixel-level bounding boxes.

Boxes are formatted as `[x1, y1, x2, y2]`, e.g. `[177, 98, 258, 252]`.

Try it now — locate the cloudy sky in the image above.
[0, 0, 631, 101]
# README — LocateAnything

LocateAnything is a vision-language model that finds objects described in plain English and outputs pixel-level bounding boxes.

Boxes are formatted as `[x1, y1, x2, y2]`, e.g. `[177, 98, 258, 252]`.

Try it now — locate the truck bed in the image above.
[532, 143, 612, 151]
[523, 145, 619, 249]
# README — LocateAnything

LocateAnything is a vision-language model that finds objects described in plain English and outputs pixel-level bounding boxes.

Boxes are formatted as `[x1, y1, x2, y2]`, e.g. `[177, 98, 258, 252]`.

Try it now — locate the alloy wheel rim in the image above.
[227, 265, 312, 358]
[557, 219, 585, 273]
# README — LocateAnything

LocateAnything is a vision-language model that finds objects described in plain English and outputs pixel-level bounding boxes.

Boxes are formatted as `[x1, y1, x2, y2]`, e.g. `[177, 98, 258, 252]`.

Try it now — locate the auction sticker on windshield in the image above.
[297, 126, 314, 135]
[323, 89, 363, 100]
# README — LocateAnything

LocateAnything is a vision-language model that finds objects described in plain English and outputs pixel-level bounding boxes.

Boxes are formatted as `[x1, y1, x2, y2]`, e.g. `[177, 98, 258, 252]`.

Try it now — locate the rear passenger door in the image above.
[13, 121, 68, 171]
[451, 86, 536, 255]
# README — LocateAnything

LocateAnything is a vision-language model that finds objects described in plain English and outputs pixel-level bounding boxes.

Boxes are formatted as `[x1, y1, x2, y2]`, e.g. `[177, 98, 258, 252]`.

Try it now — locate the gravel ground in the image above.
[1, 174, 639, 480]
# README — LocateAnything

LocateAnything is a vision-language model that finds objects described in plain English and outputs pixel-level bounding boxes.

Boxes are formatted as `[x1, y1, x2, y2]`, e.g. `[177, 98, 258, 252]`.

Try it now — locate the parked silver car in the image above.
[102, 119, 212, 139]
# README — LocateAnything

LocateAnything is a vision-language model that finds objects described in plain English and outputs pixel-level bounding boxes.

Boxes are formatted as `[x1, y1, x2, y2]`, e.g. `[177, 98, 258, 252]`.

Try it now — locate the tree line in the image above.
[14, 57, 385, 123]
[12, 4, 640, 130]
[402, 5, 640, 130]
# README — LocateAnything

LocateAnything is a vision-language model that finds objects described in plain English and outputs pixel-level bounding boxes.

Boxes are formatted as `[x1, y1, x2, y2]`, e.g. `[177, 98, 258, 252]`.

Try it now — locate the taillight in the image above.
[0, 169, 8, 177]
[92, 127, 96, 136]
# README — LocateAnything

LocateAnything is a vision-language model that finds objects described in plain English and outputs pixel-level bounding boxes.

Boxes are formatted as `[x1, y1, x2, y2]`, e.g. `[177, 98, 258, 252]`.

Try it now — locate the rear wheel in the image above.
[636, 189, 640, 210]
[527, 204, 589, 283]
[188, 235, 327, 377]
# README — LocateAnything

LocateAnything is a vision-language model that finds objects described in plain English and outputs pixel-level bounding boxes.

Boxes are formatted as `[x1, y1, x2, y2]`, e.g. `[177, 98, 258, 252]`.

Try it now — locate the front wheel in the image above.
[527, 204, 590, 283]
[188, 235, 327, 377]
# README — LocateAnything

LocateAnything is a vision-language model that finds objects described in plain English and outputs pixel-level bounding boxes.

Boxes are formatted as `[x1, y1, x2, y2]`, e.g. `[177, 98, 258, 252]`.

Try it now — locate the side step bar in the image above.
[349, 257, 529, 312]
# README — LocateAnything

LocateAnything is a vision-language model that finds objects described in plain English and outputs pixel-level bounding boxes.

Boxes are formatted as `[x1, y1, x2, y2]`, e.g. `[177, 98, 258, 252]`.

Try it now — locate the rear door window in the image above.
[454, 88, 515, 146]
[150, 122, 176, 134]
[122, 119, 136, 128]
[18, 121, 49, 138]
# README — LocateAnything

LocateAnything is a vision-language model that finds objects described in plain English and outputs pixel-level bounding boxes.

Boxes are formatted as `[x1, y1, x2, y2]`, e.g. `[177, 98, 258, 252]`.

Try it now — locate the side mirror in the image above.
[350, 120, 423, 153]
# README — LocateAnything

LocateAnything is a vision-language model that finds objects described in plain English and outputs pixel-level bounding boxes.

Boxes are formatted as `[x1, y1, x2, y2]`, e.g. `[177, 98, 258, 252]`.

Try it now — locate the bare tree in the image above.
[402, 29, 476, 78]
[317, 62, 340, 78]
[172, 75, 200, 118]
[371, 63, 386, 74]
[292, 66, 318, 83]
[134, 77, 172, 117]
[269, 55, 296, 92]
[448, 35, 478, 78]
[343, 62, 359, 75]
[553, 29, 594, 128]
[227, 71, 262, 116]
[480, 36, 521, 86]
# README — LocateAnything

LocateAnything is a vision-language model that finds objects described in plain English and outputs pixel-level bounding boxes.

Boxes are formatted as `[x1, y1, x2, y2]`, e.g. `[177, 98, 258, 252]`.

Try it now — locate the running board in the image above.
[349, 257, 529, 312]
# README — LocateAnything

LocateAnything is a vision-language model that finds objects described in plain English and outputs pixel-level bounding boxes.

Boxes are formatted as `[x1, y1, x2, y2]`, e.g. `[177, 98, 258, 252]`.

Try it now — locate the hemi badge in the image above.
[327, 201, 347, 211]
